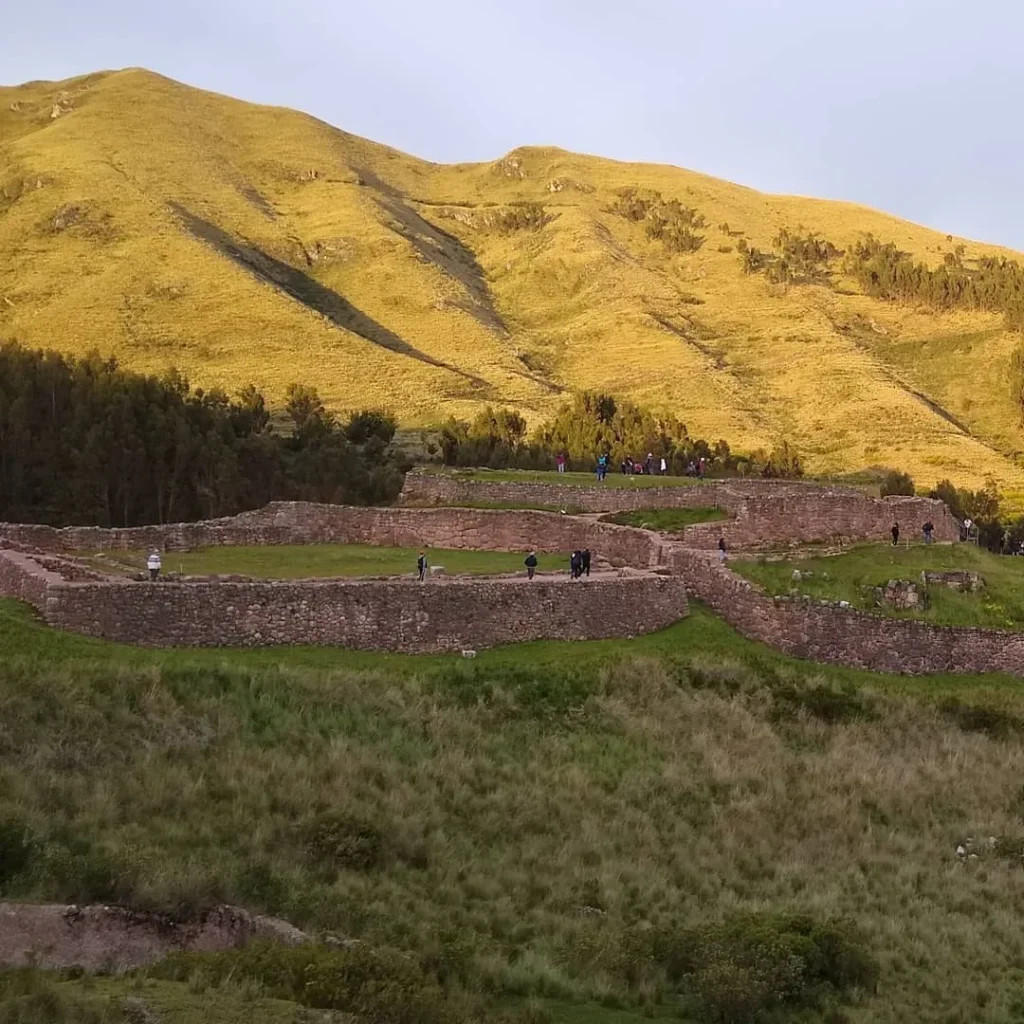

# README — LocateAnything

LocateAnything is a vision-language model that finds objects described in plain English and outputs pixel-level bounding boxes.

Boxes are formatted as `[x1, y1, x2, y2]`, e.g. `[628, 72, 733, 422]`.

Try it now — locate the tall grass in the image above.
[2, 599, 1024, 1019]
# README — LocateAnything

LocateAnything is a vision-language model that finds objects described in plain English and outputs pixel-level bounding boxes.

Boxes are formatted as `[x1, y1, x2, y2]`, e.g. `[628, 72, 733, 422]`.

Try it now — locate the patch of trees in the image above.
[846, 236, 1024, 330]
[610, 188, 706, 254]
[0, 343, 407, 527]
[435, 392, 805, 477]
[739, 229, 843, 285]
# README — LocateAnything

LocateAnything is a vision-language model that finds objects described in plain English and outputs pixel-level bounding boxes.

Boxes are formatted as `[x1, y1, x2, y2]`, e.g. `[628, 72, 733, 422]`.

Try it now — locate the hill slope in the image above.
[2, 68, 1023, 494]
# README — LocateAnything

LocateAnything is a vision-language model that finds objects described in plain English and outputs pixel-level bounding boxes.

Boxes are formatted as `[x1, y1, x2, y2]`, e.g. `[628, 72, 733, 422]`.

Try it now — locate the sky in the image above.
[4, 0, 1024, 248]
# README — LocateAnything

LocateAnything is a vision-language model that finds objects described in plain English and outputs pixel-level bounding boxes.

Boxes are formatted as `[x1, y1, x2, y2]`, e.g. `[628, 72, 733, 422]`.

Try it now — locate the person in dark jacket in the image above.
[717, 537, 727, 564]
[570, 551, 580, 579]
[581, 549, 591, 577]
[525, 551, 538, 579]
[417, 550, 428, 581]
[891, 522, 900, 547]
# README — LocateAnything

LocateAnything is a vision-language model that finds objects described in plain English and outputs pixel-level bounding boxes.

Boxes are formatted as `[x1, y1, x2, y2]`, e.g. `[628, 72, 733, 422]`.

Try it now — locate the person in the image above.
[891, 522, 900, 547]
[556, 452, 566, 474]
[964, 517, 973, 541]
[581, 549, 591, 577]
[922, 521, 934, 545]
[660, 456, 667, 476]
[569, 550, 580, 579]
[717, 537, 727, 564]
[417, 550, 428, 581]
[645, 452, 654, 475]
[524, 551, 538, 580]
[698, 457, 706, 478]
[147, 549, 162, 581]
[620, 458, 628, 475]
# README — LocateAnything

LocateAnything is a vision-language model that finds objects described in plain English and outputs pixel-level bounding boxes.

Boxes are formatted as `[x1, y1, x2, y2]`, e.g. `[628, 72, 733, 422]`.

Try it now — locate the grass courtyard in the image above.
[88, 544, 568, 579]
[424, 467, 706, 489]
[734, 541, 1024, 630]
[600, 508, 729, 531]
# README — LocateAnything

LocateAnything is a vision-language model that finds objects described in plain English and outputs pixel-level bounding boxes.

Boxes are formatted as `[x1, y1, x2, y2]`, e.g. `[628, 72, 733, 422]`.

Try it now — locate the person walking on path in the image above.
[525, 551, 538, 580]
[891, 522, 900, 547]
[581, 549, 591, 577]
[570, 550, 581, 579]
[417, 550, 428, 581]
[147, 549, 162, 581]
[717, 538, 727, 564]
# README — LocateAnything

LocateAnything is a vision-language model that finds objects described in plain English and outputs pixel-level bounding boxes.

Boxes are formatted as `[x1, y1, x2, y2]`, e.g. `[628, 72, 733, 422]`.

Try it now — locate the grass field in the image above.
[599, 508, 729, 531]
[734, 541, 1024, 629]
[430, 468, 704, 489]
[92, 544, 567, 579]
[4, 596, 1024, 1021]
[4, 69, 1024, 498]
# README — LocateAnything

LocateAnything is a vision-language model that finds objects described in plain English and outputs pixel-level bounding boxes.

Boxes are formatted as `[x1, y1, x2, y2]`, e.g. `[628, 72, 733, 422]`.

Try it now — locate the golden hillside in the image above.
[2, 68, 1023, 495]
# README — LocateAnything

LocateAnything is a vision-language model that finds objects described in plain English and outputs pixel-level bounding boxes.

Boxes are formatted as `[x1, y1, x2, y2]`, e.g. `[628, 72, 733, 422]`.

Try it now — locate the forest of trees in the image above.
[0, 343, 407, 527]
[435, 392, 805, 478]
[845, 236, 1024, 330]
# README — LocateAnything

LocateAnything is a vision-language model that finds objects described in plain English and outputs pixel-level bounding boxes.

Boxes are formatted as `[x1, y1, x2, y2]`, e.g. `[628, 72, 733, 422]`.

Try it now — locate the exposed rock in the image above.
[0, 903, 307, 972]
[922, 569, 984, 592]
[8, 101, 21, 112]
[878, 579, 925, 610]
[50, 204, 82, 232]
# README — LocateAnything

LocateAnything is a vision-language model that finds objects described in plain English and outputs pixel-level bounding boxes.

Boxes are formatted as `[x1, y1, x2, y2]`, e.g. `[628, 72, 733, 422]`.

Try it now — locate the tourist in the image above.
[660, 456, 667, 476]
[699, 457, 706, 478]
[717, 537, 727, 564]
[581, 549, 591, 577]
[417, 550, 428, 581]
[570, 550, 581, 579]
[922, 521, 934, 545]
[645, 453, 654, 475]
[147, 548, 162, 581]
[524, 551, 538, 580]
[556, 452, 566, 474]
[891, 522, 900, 547]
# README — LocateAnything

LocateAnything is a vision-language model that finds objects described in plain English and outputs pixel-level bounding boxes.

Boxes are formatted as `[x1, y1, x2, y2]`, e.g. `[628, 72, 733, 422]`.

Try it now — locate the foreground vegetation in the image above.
[734, 541, 1024, 630]
[4, 599, 1024, 1021]
[91, 544, 566, 579]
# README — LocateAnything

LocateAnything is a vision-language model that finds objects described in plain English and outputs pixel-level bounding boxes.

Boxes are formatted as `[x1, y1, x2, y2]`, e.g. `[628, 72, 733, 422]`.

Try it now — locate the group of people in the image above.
[522, 549, 591, 579]
[554, 452, 708, 479]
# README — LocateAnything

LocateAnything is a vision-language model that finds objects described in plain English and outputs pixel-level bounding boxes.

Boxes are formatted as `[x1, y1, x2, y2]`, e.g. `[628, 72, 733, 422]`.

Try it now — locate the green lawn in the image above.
[734, 541, 1024, 630]
[424, 467, 705, 489]
[99, 545, 568, 579]
[600, 508, 728, 531]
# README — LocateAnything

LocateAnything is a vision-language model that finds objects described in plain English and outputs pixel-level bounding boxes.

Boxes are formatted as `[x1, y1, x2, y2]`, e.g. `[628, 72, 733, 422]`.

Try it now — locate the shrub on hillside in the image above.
[651, 912, 876, 1022]
[303, 811, 385, 874]
[0, 820, 33, 891]
[880, 470, 915, 497]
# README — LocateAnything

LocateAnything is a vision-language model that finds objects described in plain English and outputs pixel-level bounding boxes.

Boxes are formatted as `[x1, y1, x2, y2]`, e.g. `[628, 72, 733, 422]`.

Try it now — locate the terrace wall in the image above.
[0, 549, 688, 651]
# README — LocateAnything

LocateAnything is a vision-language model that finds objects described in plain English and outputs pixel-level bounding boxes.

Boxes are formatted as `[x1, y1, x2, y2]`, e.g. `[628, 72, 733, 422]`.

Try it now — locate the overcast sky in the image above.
[4, 0, 1023, 249]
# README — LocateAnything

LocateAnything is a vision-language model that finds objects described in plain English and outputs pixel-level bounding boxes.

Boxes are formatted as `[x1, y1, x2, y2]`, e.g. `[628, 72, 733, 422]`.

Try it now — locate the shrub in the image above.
[880, 470, 915, 497]
[939, 698, 1021, 740]
[770, 682, 876, 725]
[304, 811, 385, 873]
[0, 821, 33, 891]
[652, 912, 876, 1022]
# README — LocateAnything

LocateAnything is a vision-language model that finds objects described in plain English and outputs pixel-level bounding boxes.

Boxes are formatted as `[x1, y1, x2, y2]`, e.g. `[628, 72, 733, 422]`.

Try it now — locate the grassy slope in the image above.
[5, 599, 1024, 1021]
[734, 541, 1024, 629]
[3, 69, 1024, 496]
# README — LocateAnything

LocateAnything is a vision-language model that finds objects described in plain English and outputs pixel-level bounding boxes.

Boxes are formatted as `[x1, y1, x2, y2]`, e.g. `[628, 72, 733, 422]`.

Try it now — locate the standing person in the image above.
[570, 550, 580, 579]
[147, 549, 162, 581]
[699, 457, 706, 478]
[922, 521, 934, 545]
[645, 452, 654, 476]
[717, 538, 727, 564]
[581, 549, 591, 577]
[524, 551, 538, 580]
[417, 550, 428, 581]
[891, 522, 900, 547]
[660, 456, 667, 476]
[556, 452, 566, 474]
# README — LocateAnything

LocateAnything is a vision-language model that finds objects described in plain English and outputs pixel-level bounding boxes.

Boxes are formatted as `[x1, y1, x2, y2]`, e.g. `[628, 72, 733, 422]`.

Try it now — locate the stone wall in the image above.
[0, 504, 660, 567]
[664, 545, 1024, 675]
[1, 549, 687, 651]
[399, 471, 959, 549]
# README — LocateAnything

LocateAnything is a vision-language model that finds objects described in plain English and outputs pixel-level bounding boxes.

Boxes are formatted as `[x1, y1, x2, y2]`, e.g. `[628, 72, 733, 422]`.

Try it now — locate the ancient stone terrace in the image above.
[2, 474, 1020, 675]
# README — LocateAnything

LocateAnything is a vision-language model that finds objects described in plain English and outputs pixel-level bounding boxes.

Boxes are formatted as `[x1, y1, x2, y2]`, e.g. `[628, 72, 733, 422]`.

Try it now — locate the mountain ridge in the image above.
[2, 67, 1023, 496]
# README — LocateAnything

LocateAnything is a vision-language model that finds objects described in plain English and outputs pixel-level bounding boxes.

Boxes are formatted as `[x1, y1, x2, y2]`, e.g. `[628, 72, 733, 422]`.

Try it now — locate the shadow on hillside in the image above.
[168, 202, 488, 389]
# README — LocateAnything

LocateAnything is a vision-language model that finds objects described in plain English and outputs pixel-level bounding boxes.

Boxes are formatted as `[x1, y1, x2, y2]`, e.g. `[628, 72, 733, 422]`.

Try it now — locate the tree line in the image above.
[0, 343, 407, 527]
[433, 392, 805, 478]
[610, 188, 706, 254]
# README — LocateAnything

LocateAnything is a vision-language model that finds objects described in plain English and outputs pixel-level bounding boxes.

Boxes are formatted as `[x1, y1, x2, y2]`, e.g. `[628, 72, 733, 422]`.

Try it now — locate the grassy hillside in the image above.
[3, 68, 1024, 496]
[4, 599, 1024, 1021]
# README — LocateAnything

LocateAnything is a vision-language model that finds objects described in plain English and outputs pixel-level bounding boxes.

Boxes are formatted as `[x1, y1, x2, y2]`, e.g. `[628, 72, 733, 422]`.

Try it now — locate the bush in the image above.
[652, 912, 876, 1022]
[880, 470, 915, 497]
[939, 698, 1021, 740]
[151, 942, 455, 1024]
[304, 811, 385, 873]
[0, 821, 33, 891]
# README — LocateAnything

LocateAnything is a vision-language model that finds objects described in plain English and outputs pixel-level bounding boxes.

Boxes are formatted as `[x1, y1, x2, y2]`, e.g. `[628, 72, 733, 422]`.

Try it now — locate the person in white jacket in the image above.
[147, 549, 162, 581]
